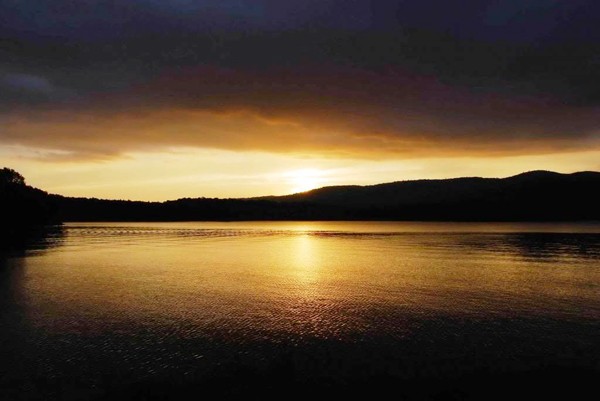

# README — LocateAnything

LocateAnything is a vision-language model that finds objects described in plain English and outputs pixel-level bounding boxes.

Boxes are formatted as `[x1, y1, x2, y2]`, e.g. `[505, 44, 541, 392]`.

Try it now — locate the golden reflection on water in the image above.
[290, 233, 321, 285]
[9, 222, 600, 341]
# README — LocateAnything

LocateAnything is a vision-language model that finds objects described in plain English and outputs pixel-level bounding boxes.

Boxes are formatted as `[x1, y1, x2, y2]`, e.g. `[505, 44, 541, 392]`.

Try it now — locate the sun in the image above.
[286, 168, 326, 194]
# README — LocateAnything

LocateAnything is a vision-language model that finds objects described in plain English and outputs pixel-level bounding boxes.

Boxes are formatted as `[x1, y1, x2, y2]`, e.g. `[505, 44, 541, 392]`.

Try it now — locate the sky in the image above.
[1, 0, 599, 200]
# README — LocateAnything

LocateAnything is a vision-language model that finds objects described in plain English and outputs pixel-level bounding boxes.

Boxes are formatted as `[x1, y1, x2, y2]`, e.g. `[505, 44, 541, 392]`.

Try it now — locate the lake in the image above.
[1, 222, 599, 399]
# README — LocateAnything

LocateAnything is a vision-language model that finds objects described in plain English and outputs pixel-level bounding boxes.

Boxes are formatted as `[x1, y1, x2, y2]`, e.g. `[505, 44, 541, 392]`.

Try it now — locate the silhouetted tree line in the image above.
[51, 196, 345, 221]
[2, 167, 600, 226]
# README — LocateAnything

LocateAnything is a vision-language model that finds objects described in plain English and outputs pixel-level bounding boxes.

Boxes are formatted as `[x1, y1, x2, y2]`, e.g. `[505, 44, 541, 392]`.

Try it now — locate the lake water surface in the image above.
[1, 222, 599, 399]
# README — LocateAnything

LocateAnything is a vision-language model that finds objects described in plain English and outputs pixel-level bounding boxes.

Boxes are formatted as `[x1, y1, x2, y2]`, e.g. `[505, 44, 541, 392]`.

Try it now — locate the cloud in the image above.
[0, 72, 76, 106]
[1, 1, 599, 160]
[3, 73, 56, 93]
[2, 64, 598, 160]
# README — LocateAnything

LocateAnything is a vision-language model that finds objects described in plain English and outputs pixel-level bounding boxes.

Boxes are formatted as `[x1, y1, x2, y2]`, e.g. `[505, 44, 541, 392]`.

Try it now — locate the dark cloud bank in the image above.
[1, 0, 599, 158]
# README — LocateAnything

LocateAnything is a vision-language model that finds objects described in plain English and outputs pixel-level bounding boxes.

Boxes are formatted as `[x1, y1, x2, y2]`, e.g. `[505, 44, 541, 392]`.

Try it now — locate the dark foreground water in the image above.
[1, 222, 599, 400]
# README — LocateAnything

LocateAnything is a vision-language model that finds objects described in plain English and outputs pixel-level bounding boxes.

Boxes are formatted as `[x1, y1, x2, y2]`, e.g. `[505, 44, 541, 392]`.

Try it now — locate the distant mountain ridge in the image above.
[273, 170, 599, 206]
[2, 169, 599, 222]
[257, 170, 600, 221]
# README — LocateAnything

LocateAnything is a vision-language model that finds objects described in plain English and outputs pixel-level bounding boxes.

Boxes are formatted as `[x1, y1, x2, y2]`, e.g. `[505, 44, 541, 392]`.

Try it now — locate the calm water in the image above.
[1, 222, 599, 399]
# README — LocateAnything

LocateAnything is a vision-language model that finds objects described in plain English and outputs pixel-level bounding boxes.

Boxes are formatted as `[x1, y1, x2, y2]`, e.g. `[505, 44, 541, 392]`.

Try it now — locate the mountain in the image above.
[2, 168, 599, 223]
[268, 170, 600, 220]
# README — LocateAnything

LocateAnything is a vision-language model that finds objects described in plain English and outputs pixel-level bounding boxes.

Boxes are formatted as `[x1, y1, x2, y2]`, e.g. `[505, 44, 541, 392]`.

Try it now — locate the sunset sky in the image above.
[1, 1, 599, 200]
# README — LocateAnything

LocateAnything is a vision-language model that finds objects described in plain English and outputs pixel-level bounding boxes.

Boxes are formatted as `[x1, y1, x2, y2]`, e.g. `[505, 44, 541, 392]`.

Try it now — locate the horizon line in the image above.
[29, 169, 597, 203]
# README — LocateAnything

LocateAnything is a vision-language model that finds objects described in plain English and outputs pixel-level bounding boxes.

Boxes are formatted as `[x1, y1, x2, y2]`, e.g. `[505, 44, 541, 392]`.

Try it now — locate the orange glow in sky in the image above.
[2, 145, 599, 201]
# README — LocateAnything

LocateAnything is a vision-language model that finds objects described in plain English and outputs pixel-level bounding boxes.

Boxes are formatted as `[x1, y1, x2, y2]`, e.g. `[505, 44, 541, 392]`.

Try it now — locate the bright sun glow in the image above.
[286, 168, 327, 193]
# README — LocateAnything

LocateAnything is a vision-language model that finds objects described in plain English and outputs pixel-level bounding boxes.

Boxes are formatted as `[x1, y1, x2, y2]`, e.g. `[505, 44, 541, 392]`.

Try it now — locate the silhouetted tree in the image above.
[0, 167, 26, 187]
[1, 167, 59, 236]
